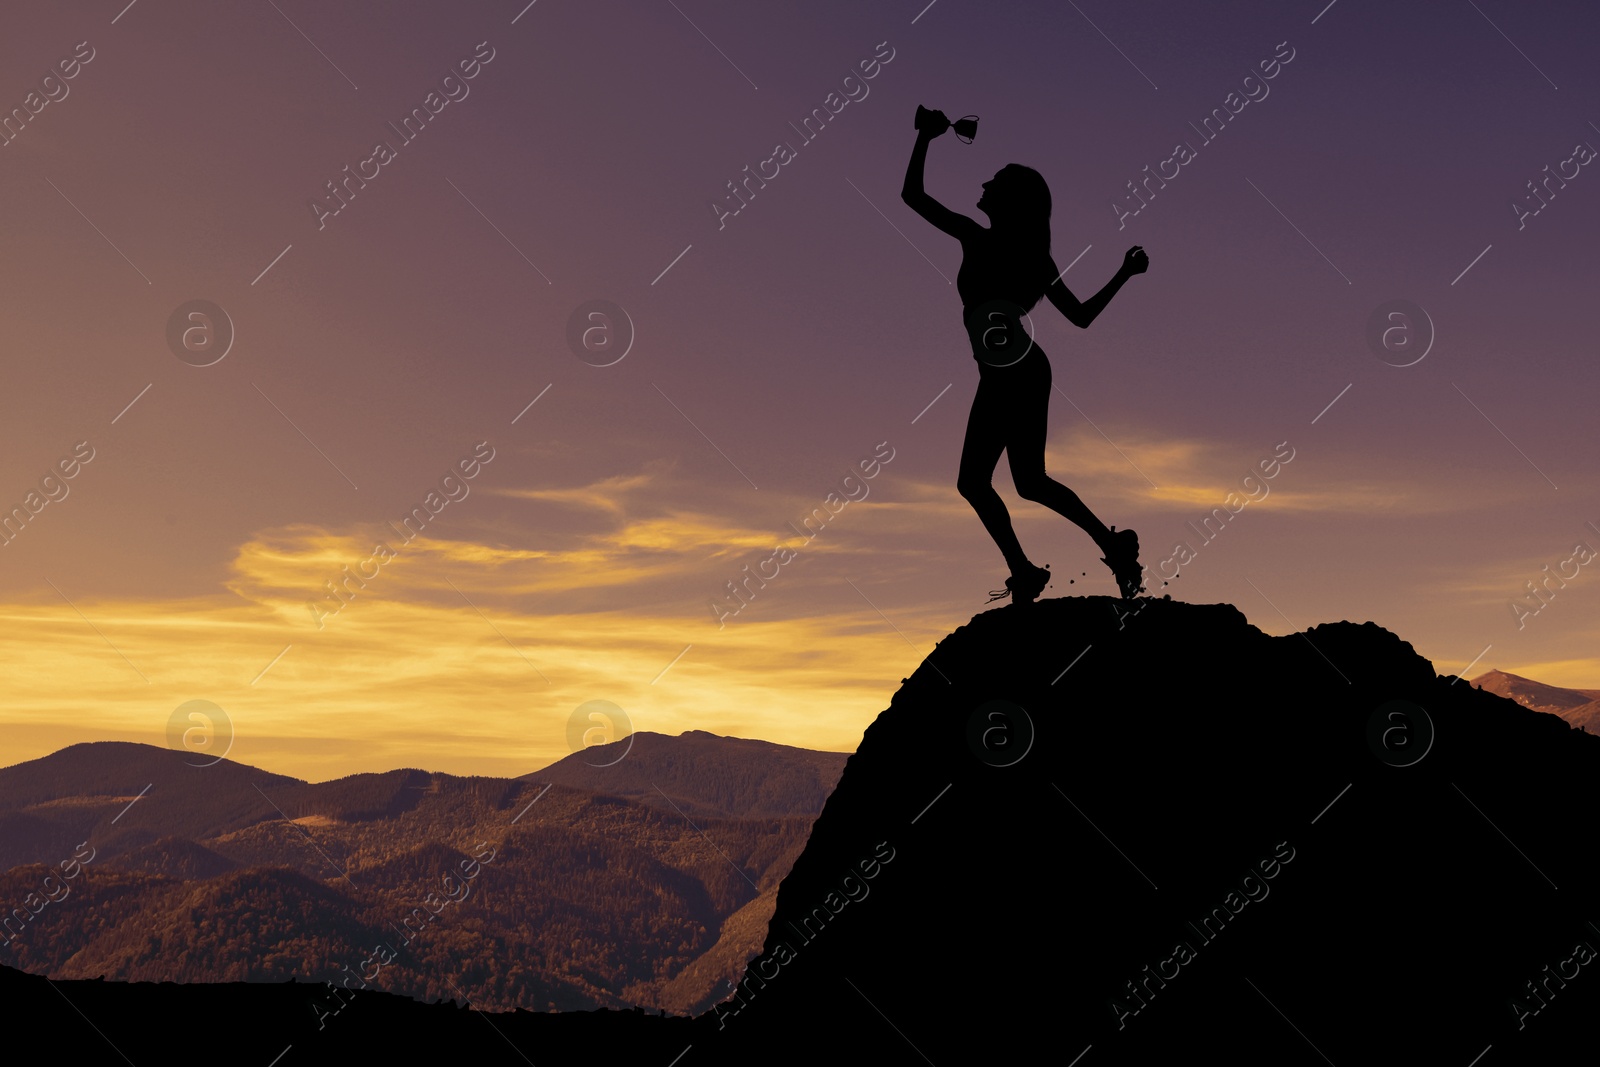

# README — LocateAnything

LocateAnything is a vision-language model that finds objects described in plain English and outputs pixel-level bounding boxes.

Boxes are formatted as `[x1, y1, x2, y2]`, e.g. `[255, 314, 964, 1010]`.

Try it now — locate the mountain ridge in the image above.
[1471, 668, 1600, 731]
[0, 731, 846, 1015]
[529, 730, 849, 820]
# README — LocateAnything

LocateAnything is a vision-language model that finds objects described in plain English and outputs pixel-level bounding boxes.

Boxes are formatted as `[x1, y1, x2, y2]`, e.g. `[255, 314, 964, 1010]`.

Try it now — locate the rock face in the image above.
[710, 596, 1600, 1065]
[5, 596, 1599, 1065]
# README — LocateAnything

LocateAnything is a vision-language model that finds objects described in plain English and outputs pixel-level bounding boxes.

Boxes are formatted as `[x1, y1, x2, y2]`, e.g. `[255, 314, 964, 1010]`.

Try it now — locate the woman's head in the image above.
[977, 164, 1053, 309]
[977, 164, 1051, 237]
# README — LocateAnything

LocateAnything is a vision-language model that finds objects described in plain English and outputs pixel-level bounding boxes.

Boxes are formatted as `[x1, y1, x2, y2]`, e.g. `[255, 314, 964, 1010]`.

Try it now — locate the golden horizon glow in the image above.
[7, 511, 1597, 782]
[0, 509, 942, 780]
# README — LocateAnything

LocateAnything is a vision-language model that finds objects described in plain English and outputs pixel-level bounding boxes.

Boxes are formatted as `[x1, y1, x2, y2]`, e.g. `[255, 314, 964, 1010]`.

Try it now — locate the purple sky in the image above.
[0, 0, 1596, 778]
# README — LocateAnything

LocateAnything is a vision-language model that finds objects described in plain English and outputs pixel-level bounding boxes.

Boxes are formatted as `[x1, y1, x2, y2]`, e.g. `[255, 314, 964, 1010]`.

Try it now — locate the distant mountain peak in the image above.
[1471, 667, 1600, 729]
[529, 730, 848, 821]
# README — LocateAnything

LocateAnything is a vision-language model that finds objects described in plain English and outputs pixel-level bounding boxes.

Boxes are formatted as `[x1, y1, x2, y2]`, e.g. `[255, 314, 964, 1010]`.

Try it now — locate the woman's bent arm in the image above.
[1046, 246, 1147, 327]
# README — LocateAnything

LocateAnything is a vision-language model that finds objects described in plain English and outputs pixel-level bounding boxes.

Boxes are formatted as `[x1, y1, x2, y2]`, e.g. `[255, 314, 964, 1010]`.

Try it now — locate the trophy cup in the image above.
[915, 105, 979, 143]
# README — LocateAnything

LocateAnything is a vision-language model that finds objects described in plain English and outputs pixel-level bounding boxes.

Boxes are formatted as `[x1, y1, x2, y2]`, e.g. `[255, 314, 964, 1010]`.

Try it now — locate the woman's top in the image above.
[957, 228, 1052, 364]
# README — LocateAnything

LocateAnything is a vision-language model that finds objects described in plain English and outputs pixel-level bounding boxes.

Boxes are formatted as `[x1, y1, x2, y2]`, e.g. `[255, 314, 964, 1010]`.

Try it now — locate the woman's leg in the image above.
[957, 367, 1030, 574]
[1004, 355, 1116, 555]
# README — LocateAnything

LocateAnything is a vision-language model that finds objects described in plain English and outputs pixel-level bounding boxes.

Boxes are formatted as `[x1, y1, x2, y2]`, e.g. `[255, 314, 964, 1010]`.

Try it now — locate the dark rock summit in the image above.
[714, 596, 1600, 1064]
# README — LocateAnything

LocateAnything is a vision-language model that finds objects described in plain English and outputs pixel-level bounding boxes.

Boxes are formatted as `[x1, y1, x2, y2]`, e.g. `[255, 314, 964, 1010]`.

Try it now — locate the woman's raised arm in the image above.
[901, 111, 979, 240]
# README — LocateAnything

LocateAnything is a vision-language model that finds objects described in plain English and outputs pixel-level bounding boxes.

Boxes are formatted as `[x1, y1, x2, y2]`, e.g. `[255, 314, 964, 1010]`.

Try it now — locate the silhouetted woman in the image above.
[902, 107, 1147, 602]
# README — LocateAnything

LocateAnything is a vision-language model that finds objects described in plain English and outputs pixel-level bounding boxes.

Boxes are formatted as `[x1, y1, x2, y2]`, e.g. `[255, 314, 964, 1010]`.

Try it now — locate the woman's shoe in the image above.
[1101, 526, 1145, 599]
[987, 562, 1052, 604]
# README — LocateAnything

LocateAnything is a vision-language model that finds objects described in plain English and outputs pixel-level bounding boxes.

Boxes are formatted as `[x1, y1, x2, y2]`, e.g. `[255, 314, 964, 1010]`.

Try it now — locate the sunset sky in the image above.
[0, 0, 1596, 780]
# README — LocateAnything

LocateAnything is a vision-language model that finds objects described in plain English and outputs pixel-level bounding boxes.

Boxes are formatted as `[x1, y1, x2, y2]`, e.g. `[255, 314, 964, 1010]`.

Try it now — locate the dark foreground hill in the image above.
[6, 596, 1599, 1064]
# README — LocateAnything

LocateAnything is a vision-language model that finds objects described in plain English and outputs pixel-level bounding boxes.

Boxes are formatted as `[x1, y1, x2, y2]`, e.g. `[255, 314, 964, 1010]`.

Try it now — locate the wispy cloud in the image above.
[1037, 425, 1531, 516]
